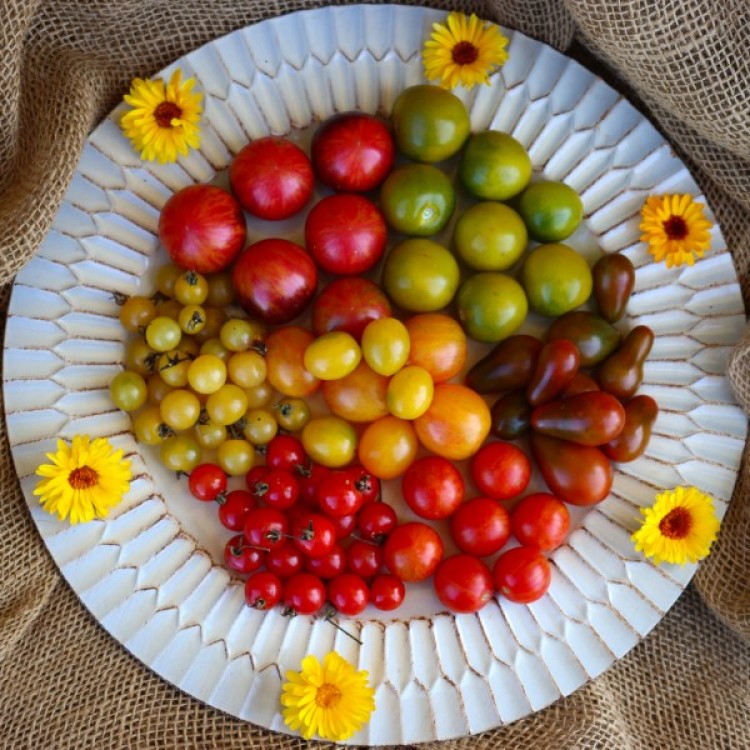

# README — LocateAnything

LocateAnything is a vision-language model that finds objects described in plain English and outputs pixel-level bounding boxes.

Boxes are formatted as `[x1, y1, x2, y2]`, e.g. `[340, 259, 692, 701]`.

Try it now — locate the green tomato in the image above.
[382, 239, 460, 313]
[456, 273, 528, 343]
[459, 131, 532, 201]
[390, 84, 471, 163]
[380, 164, 455, 236]
[522, 243, 593, 317]
[453, 202, 528, 271]
[518, 181, 583, 242]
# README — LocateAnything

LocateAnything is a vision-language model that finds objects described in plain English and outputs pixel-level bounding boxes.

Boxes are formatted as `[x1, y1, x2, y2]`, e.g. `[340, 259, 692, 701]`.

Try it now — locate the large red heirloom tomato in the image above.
[232, 239, 318, 325]
[312, 277, 391, 340]
[158, 185, 246, 274]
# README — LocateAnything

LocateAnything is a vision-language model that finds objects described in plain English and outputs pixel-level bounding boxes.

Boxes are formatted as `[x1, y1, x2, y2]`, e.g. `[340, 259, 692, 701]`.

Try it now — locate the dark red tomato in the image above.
[330, 513, 358, 541]
[471, 442, 531, 501]
[434, 554, 494, 614]
[158, 185, 246, 274]
[384, 522, 443, 582]
[282, 573, 326, 615]
[245, 465, 270, 493]
[224, 534, 265, 574]
[244, 571, 282, 610]
[357, 502, 397, 543]
[328, 573, 370, 616]
[312, 112, 395, 192]
[312, 277, 392, 341]
[188, 463, 227, 502]
[370, 574, 406, 611]
[449, 497, 511, 557]
[305, 543, 347, 579]
[266, 435, 307, 471]
[229, 137, 313, 220]
[493, 546, 551, 604]
[232, 239, 318, 325]
[218, 489, 257, 531]
[295, 463, 331, 508]
[243, 507, 289, 550]
[346, 539, 384, 578]
[264, 542, 304, 579]
[291, 512, 337, 558]
[305, 194, 387, 275]
[402, 456, 465, 520]
[511, 493, 570, 551]
[252, 468, 299, 511]
[317, 469, 364, 518]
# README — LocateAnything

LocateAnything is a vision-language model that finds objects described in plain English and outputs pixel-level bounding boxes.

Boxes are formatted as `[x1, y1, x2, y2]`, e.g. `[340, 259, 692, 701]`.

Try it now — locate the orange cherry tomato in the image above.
[358, 415, 418, 480]
[322, 361, 389, 423]
[404, 313, 467, 383]
[265, 326, 320, 398]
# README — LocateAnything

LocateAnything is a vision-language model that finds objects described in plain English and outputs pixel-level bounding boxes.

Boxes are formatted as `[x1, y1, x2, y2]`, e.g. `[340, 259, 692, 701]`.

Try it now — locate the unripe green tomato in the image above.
[456, 273, 528, 343]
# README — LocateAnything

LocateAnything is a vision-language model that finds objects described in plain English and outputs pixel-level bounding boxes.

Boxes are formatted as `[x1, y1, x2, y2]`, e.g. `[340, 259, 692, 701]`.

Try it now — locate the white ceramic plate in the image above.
[4, 5, 747, 744]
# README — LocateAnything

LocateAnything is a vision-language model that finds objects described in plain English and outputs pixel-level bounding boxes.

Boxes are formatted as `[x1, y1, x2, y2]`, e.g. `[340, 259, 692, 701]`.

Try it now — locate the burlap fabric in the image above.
[1, 1, 749, 747]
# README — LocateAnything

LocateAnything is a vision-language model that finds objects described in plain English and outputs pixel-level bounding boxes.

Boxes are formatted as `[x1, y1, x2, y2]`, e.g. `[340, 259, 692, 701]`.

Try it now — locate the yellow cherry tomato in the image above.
[358, 415, 418, 480]
[217, 439, 256, 476]
[387, 365, 434, 420]
[303, 332, 362, 381]
[227, 350, 267, 389]
[361, 317, 411, 376]
[187, 354, 227, 394]
[301, 416, 358, 468]
[206, 384, 248, 426]
[159, 389, 202, 431]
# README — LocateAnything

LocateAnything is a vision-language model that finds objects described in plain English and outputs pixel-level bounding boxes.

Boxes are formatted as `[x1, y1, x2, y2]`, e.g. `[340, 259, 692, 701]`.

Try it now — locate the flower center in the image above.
[659, 507, 693, 539]
[452, 41, 479, 65]
[315, 683, 342, 708]
[68, 466, 99, 490]
[154, 101, 183, 128]
[663, 215, 688, 240]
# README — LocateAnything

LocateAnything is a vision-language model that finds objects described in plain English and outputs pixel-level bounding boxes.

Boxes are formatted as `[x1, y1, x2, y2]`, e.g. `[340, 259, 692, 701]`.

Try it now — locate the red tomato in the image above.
[218, 489, 257, 531]
[224, 534, 265, 575]
[511, 493, 570, 551]
[471, 441, 531, 501]
[232, 239, 318, 325]
[328, 573, 370, 616]
[296, 463, 330, 508]
[305, 194, 387, 275]
[244, 571, 282, 610]
[449, 497, 511, 557]
[330, 513, 357, 540]
[252, 468, 299, 510]
[383, 522, 443, 582]
[159, 185, 246, 274]
[346, 539, 384, 578]
[370, 574, 406, 611]
[312, 112, 395, 192]
[291, 513, 336, 558]
[493, 546, 551, 604]
[318, 469, 364, 517]
[265, 542, 304, 579]
[357, 502, 397, 542]
[434, 554, 494, 613]
[312, 277, 392, 341]
[243, 508, 289, 550]
[401, 456, 465, 520]
[188, 463, 227, 502]
[230, 137, 313, 220]
[281, 573, 326, 615]
[266, 435, 307, 471]
[305, 543, 347, 579]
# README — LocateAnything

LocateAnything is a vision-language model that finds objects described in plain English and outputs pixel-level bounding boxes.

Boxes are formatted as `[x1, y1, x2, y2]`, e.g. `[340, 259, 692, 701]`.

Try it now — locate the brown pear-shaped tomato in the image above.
[531, 391, 626, 446]
[592, 253, 635, 323]
[465, 335, 542, 394]
[490, 391, 532, 440]
[530, 432, 613, 506]
[598, 326, 654, 401]
[526, 339, 580, 406]
[602, 395, 658, 462]
[546, 311, 621, 366]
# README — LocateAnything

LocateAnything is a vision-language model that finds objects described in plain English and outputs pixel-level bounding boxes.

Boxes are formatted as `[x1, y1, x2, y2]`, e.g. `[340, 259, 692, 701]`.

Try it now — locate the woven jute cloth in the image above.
[1, 1, 749, 748]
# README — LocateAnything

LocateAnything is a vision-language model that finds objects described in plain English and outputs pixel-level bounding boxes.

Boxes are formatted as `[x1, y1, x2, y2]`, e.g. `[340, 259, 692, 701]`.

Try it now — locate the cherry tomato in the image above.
[174, 270, 209, 306]
[265, 326, 321, 398]
[493, 546, 551, 603]
[282, 573, 326, 615]
[187, 354, 227, 395]
[386, 365, 434, 420]
[370, 574, 406, 611]
[384, 522, 443, 582]
[346, 539, 384, 578]
[159, 434, 202, 473]
[188, 463, 227, 502]
[305, 543, 347, 579]
[241, 408, 278, 446]
[402, 456, 464, 520]
[511, 493, 570, 551]
[358, 416, 418, 480]
[243, 507, 289, 550]
[317, 470, 364, 518]
[266, 435, 307, 471]
[295, 462, 331, 508]
[218, 489, 257, 531]
[361, 317, 410, 376]
[159, 386, 201, 431]
[206, 384, 248, 426]
[119, 295, 156, 333]
[404, 313, 467, 383]
[328, 573, 370, 616]
[110, 370, 148, 412]
[449, 497, 511, 557]
[220, 318, 265, 353]
[357, 502, 397, 543]
[274, 397, 311, 432]
[252, 468, 299, 511]
[224, 535, 265, 575]
[291, 513, 337, 558]
[303, 332, 362, 381]
[322, 361, 389, 424]
[471, 442, 531, 501]
[301, 416, 358, 468]
[244, 571, 282, 610]
[330, 513, 357, 541]
[348, 466, 381, 504]
[434, 554, 494, 614]
[265, 542, 304, 579]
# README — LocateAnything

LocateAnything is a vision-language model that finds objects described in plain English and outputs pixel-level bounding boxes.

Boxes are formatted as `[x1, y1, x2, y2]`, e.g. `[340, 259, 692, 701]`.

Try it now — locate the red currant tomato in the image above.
[347, 465, 381, 504]
[317, 470, 364, 518]
[218, 489, 257, 531]
[434, 554, 494, 614]
[346, 539, 384, 578]
[265, 542, 304, 579]
[296, 463, 331, 508]
[230, 137, 313, 220]
[356, 502, 397, 543]
[266, 435, 307, 471]
[243, 507, 289, 550]
[471, 441, 531, 501]
[311, 112, 395, 192]
[282, 573, 326, 615]
[401, 456, 465, 520]
[330, 513, 357, 541]
[328, 573, 370, 616]
[291, 513, 337, 558]
[305, 543, 347, 579]
[252, 468, 300, 511]
[511, 493, 570, 551]
[224, 534, 265, 575]
[370, 574, 406, 611]
[383, 522, 443, 582]
[188, 463, 227, 502]
[244, 571, 282, 610]
[493, 546, 551, 604]
[449, 497, 511, 557]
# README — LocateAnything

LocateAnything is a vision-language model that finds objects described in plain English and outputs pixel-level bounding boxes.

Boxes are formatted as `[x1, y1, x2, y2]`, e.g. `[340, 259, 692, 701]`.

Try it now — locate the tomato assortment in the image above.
[110, 84, 658, 619]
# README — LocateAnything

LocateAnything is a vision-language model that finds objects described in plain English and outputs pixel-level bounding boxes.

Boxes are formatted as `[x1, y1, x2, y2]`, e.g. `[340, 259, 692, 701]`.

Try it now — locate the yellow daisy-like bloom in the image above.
[281, 651, 375, 741]
[120, 69, 202, 164]
[423, 12, 509, 90]
[631, 486, 720, 566]
[639, 194, 713, 268]
[34, 435, 132, 524]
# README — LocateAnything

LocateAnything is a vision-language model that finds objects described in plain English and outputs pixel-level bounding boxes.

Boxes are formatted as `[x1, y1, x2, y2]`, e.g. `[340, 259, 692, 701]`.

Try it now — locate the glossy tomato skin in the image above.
[526, 339, 581, 407]
[384, 522, 444, 582]
[493, 546, 551, 604]
[312, 112, 395, 192]
[511, 493, 570, 551]
[232, 239, 317, 325]
[471, 441, 531, 501]
[434, 555, 494, 614]
[312, 277, 392, 341]
[592, 253, 635, 323]
[230, 137, 313, 220]
[490, 391, 532, 440]
[466, 335, 543, 394]
[358, 416, 418, 480]
[328, 573, 370, 616]
[597, 326, 654, 401]
[449, 497, 511, 557]
[282, 573, 326, 615]
[370, 574, 406, 611]
[546, 311, 621, 367]
[404, 313, 467, 383]
[322, 361, 389, 423]
[265, 326, 321, 398]
[159, 185, 246, 274]
[601, 394, 658, 462]
[402, 456, 465, 520]
[305, 194, 387, 275]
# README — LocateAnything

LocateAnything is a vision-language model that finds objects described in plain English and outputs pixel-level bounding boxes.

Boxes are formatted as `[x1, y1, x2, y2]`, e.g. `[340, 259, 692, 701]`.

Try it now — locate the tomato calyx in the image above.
[353, 472, 378, 499]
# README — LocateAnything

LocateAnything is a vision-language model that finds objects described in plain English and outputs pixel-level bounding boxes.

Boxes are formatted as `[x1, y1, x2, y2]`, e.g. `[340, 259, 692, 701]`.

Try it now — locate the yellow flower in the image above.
[423, 12, 509, 89]
[639, 194, 713, 268]
[281, 651, 375, 741]
[120, 69, 202, 164]
[631, 486, 720, 566]
[34, 435, 132, 524]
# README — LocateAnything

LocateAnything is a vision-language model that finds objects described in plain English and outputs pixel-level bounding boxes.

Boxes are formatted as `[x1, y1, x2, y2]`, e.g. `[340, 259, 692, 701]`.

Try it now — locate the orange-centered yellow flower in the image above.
[639, 194, 713, 268]
[631, 486, 720, 565]
[423, 12, 509, 89]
